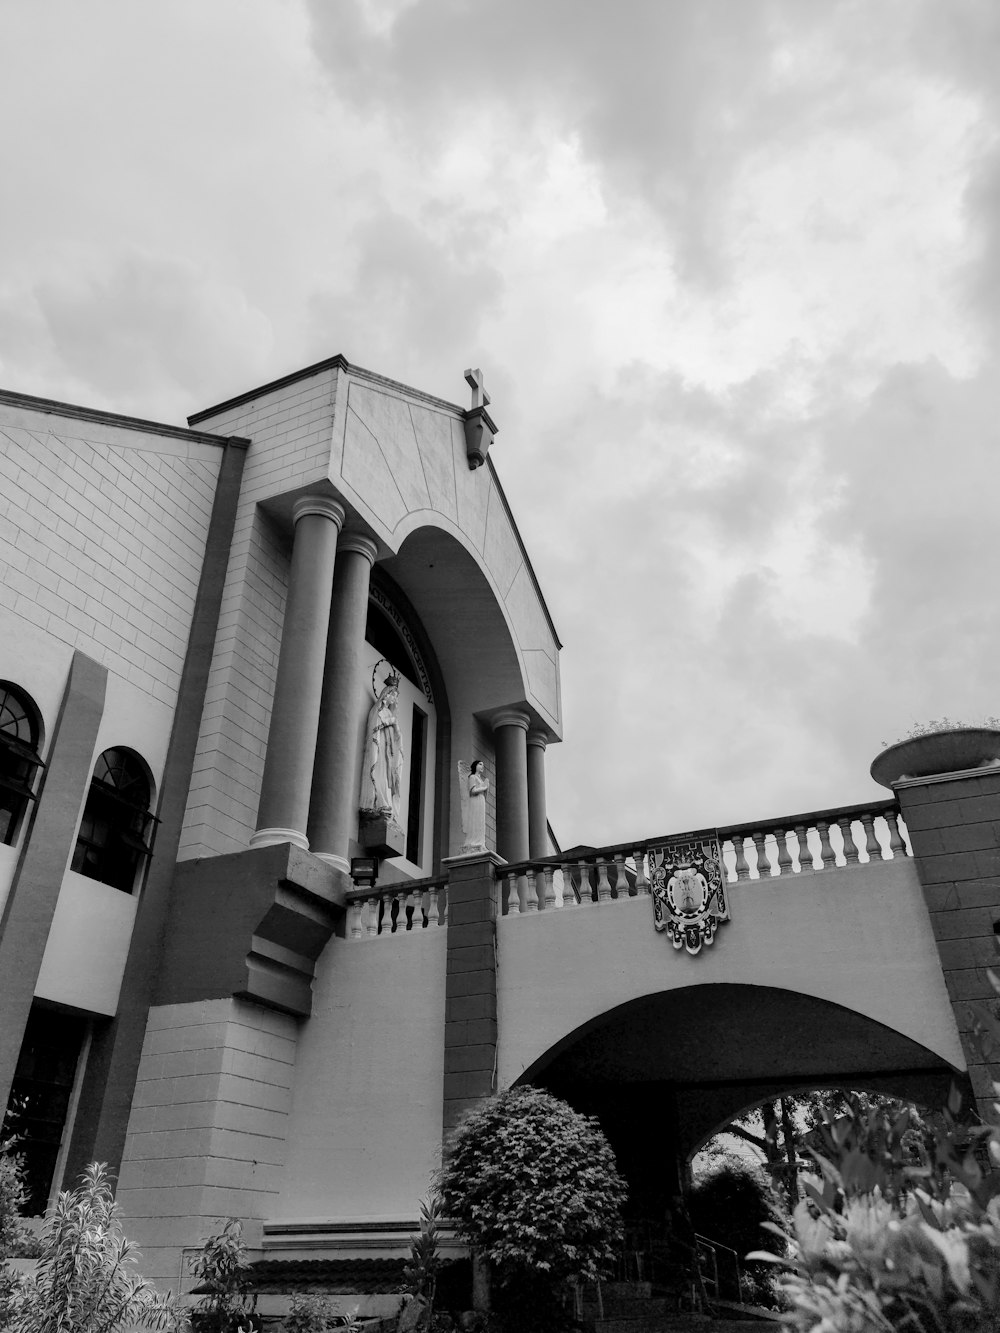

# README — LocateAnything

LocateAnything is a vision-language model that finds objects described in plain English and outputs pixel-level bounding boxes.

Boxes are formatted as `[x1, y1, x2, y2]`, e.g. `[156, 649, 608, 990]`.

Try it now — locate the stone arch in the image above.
[381, 521, 530, 717]
[513, 983, 963, 1166]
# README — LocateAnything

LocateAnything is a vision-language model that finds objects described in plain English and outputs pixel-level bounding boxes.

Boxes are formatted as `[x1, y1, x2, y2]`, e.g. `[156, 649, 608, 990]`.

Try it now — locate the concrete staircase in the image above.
[580, 1281, 778, 1333]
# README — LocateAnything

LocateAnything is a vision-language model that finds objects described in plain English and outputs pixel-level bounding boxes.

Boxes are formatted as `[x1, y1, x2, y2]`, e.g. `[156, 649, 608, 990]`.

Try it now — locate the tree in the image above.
[718, 1090, 930, 1207]
[437, 1086, 627, 1308]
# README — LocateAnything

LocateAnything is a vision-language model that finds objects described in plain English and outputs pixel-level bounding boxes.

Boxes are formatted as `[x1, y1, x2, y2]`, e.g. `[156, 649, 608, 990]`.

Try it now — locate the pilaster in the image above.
[441, 851, 504, 1134]
[895, 767, 1000, 1121]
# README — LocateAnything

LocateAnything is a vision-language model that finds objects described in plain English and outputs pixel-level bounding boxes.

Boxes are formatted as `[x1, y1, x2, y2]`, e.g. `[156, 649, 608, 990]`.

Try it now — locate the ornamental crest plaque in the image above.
[649, 834, 729, 955]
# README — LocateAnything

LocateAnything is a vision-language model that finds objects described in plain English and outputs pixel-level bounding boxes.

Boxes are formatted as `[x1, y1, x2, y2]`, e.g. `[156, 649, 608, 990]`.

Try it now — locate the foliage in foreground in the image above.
[755, 1017, 1000, 1329]
[438, 1085, 627, 1287]
[6, 1161, 180, 1332]
[188, 1216, 257, 1332]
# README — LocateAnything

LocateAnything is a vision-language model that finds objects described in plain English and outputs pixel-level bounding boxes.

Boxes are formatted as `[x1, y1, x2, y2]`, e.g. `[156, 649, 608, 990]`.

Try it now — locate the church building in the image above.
[2, 352, 998, 1306]
[0, 356, 562, 1290]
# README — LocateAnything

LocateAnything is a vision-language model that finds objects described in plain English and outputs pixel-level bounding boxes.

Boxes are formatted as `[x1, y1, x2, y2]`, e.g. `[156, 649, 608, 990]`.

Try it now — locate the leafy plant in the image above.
[882, 715, 1000, 746]
[437, 1085, 627, 1302]
[283, 1291, 361, 1332]
[753, 1075, 1000, 1328]
[404, 1193, 443, 1317]
[189, 1217, 257, 1332]
[6, 1161, 180, 1332]
[0, 1141, 30, 1326]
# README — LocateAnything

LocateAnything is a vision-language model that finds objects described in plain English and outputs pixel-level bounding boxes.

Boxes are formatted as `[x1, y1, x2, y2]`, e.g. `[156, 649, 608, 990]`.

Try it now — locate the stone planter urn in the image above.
[870, 727, 1000, 790]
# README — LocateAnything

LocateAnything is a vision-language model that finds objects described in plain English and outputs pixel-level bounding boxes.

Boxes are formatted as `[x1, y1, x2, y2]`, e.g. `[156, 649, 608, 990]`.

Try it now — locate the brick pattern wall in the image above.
[0, 414, 221, 709]
[115, 999, 297, 1289]
[898, 770, 1000, 1119]
[178, 372, 337, 858]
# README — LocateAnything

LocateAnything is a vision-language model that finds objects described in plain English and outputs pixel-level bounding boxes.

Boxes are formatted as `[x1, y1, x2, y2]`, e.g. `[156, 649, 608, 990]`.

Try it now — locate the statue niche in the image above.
[359, 663, 406, 858]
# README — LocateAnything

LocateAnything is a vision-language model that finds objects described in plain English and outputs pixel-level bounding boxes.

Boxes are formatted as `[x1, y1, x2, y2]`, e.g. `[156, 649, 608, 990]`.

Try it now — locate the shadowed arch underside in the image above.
[517, 983, 963, 1162]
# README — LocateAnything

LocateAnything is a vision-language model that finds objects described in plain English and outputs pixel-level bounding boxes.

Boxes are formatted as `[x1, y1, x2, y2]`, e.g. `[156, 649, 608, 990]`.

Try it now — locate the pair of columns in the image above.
[493, 709, 548, 863]
[251, 496, 378, 874]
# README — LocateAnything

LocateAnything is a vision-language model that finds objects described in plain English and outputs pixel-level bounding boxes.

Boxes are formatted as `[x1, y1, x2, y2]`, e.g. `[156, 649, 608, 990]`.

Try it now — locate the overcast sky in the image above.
[1, 0, 998, 847]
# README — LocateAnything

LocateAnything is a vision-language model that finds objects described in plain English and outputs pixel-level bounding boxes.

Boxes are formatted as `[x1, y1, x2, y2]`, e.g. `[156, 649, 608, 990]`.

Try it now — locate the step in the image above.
[581, 1297, 675, 1319]
[587, 1314, 777, 1333]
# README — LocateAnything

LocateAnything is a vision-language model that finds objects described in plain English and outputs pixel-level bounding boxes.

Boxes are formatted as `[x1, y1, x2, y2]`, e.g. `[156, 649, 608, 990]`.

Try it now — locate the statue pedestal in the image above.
[359, 813, 405, 859]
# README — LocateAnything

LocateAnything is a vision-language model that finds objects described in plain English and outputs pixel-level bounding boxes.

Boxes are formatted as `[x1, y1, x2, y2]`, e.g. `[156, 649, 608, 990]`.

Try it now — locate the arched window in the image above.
[71, 748, 156, 893]
[0, 682, 44, 846]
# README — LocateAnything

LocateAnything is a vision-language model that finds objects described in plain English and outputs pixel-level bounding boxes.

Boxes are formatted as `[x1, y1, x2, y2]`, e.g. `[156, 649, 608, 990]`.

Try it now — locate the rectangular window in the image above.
[2, 1005, 87, 1213]
[406, 704, 427, 864]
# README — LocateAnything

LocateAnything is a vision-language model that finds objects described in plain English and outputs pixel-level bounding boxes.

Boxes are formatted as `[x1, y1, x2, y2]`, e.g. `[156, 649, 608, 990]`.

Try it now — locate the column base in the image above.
[250, 827, 310, 851]
[312, 851, 351, 875]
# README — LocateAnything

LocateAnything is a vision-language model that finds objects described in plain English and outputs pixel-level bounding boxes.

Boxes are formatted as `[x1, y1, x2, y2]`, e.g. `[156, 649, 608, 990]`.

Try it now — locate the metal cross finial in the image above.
[464, 367, 491, 410]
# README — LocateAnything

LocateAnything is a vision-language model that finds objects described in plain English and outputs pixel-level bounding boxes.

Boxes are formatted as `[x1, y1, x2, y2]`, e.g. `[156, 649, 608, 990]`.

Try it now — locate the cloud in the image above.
[4, 251, 274, 419]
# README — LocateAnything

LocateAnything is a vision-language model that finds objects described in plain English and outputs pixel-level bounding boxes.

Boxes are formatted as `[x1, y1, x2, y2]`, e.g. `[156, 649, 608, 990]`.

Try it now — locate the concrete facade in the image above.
[0, 360, 562, 1283]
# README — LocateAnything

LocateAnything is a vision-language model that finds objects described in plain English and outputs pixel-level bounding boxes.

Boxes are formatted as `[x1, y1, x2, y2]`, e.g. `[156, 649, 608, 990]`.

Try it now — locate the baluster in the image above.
[385, 889, 399, 933]
[578, 859, 593, 904]
[794, 826, 813, 872]
[840, 818, 860, 865]
[633, 849, 649, 895]
[525, 867, 538, 912]
[428, 884, 440, 926]
[732, 836, 750, 882]
[885, 809, 907, 857]
[816, 820, 836, 869]
[366, 894, 381, 937]
[542, 864, 556, 910]
[775, 829, 793, 876]
[413, 888, 426, 930]
[596, 859, 612, 902]
[861, 813, 881, 862]
[750, 830, 770, 878]
[349, 899, 363, 939]
[614, 853, 629, 899]
[439, 884, 448, 924]
[503, 870, 516, 915]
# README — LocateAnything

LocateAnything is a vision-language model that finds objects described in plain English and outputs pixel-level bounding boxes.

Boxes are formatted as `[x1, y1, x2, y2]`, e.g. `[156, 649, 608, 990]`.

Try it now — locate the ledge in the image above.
[157, 843, 348, 1016]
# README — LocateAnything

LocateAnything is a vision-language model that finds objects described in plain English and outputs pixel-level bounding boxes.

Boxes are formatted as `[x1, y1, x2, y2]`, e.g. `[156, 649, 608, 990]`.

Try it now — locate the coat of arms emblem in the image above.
[649, 834, 730, 955]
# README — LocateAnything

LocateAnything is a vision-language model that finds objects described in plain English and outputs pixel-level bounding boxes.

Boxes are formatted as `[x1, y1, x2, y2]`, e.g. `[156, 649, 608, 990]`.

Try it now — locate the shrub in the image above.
[283, 1291, 360, 1332]
[437, 1085, 627, 1291]
[0, 1141, 30, 1326]
[754, 1091, 1000, 1330]
[7, 1161, 180, 1332]
[688, 1160, 779, 1305]
[189, 1217, 258, 1332]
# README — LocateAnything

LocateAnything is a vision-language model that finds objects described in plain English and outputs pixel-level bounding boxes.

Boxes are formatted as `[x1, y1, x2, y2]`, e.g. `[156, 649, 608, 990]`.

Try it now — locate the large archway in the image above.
[514, 983, 961, 1225]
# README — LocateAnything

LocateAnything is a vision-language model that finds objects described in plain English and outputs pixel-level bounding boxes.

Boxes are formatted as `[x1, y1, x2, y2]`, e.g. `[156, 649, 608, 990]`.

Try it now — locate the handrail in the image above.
[499, 797, 903, 880]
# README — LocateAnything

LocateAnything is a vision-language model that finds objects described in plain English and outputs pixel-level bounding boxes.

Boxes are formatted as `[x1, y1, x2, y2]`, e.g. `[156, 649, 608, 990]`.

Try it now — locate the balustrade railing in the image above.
[497, 798, 909, 915]
[346, 876, 448, 939]
[344, 800, 910, 932]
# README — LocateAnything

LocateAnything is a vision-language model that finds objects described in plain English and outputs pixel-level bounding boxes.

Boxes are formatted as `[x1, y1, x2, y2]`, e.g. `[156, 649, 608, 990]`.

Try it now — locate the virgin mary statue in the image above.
[359, 674, 404, 825]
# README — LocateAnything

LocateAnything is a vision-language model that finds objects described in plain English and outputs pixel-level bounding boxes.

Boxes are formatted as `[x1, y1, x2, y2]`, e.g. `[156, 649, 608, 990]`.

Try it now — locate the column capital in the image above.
[492, 707, 530, 733]
[526, 729, 548, 751]
[337, 532, 379, 565]
[292, 495, 346, 528]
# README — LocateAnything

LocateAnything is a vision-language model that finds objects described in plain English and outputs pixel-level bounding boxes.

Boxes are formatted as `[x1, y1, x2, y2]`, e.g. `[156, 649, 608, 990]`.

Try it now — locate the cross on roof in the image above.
[464, 367, 491, 411]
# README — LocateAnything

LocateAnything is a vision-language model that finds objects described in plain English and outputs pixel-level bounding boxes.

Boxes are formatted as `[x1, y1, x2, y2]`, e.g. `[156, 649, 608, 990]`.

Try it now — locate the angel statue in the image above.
[359, 672, 404, 824]
[458, 758, 489, 853]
